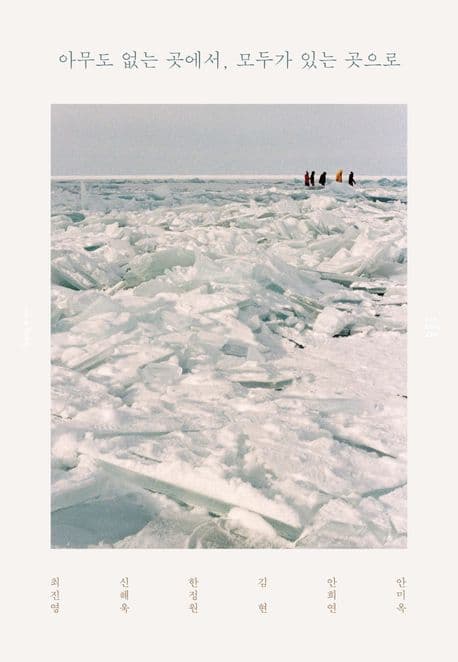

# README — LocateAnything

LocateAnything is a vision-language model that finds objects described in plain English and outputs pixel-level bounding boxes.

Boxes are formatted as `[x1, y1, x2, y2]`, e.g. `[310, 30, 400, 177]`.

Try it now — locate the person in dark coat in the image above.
[348, 171, 355, 186]
[304, 171, 310, 186]
[319, 171, 326, 186]
[310, 171, 315, 186]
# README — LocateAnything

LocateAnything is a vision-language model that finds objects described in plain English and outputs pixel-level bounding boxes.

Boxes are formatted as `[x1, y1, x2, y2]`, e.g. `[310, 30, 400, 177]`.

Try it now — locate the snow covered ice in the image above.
[51, 176, 407, 548]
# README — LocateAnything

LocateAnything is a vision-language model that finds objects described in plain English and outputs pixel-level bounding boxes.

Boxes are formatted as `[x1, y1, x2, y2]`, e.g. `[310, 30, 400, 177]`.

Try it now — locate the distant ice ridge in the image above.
[51, 177, 406, 548]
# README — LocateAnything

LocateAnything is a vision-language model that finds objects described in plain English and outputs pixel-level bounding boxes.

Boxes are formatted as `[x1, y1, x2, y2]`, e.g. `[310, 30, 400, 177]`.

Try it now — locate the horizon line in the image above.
[51, 173, 407, 180]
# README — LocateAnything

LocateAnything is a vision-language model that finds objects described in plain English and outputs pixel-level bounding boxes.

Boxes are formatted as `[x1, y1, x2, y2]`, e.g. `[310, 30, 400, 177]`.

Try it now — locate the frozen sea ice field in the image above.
[51, 176, 407, 548]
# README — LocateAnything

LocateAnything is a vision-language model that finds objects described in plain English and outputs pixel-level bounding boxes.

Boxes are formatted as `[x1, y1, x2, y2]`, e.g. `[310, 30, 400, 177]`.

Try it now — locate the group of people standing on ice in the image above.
[304, 170, 355, 187]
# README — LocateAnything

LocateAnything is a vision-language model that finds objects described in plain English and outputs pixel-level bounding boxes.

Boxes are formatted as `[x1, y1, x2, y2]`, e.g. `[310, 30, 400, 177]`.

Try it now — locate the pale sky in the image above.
[51, 104, 407, 176]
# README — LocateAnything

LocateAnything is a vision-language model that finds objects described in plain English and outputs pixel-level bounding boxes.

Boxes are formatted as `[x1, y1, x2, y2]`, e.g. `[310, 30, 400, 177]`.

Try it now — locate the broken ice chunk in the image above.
[313, 307, 353, 336]
[224, 361, 295, 390]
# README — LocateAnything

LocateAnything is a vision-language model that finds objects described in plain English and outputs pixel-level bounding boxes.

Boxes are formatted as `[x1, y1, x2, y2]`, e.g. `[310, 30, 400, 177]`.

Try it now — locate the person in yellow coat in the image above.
[336, 169, 343, 182]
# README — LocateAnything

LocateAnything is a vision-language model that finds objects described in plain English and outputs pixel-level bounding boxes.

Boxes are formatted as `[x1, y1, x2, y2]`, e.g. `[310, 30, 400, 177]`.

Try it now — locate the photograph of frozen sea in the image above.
[51, 105, 407, 548]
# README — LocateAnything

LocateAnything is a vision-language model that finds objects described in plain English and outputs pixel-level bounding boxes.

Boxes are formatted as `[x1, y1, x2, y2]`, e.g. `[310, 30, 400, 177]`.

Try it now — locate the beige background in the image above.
[3, 0, 455, 659]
